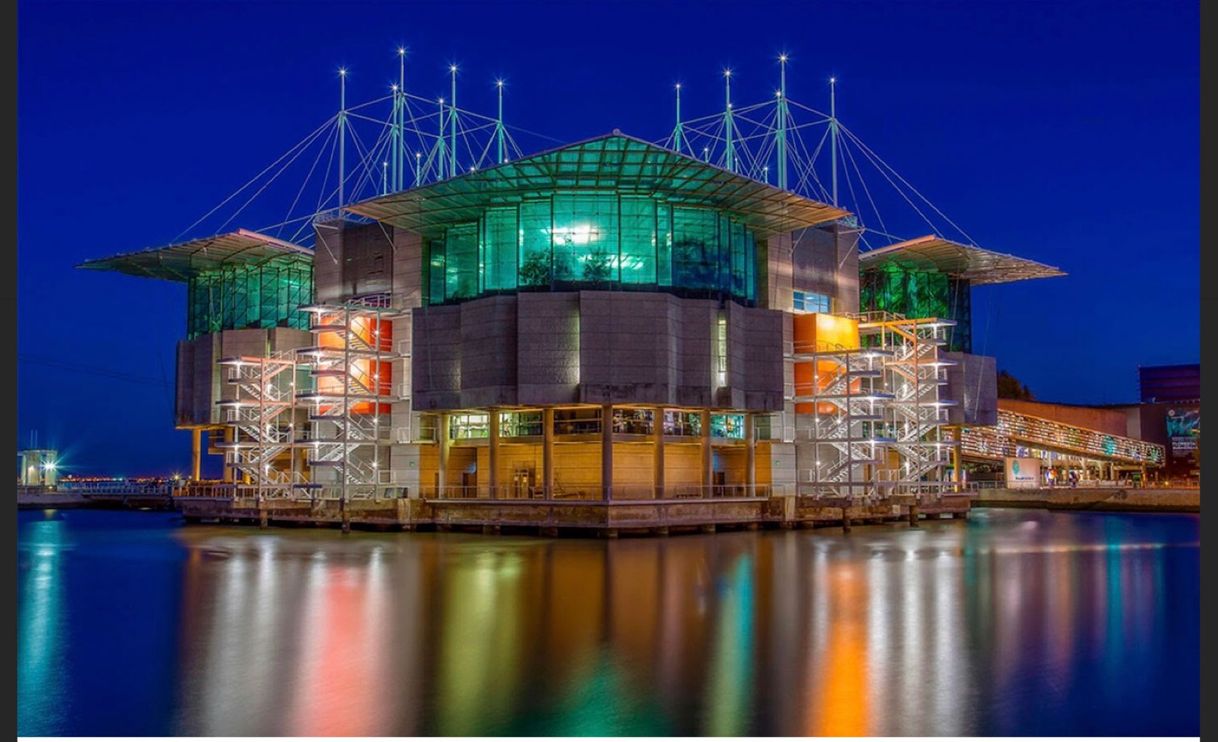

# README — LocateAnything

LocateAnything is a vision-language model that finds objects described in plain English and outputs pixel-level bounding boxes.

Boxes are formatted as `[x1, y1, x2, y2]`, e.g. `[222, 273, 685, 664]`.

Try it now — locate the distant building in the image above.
[18, 449, 58, 488]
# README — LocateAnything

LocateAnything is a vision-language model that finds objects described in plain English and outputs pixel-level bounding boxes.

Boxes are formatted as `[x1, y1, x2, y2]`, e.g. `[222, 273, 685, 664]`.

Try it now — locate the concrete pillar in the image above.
[191, 428, 202, 481]
[488, 408, 500, 499]
[543, 407, 554, 499]
[438, 412, 451, 498]
[701, 409, 713, 497]
[653, 406, 666, 499]
[745, 413, 756, 496]
[601, 404, 614, 501]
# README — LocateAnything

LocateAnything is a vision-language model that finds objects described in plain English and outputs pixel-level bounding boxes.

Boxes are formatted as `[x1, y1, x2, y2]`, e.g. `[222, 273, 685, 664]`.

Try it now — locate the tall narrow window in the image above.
[715, 311, 728, 388]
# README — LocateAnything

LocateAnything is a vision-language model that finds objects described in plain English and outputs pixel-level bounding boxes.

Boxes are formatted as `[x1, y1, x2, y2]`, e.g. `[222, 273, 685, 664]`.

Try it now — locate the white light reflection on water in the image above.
[16, 508, 1200, 736]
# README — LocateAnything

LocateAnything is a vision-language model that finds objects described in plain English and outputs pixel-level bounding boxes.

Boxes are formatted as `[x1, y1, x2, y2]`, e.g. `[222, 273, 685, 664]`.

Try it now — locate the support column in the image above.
[701, 409, 713, 496]
[223, 426, 235, 483]
[191, 428, 202, 481]
[543, 407, 554, 499]
[653, 406, 666, 499]
[601, 404, 614, 501]
[488, 408, 500, 499]
[438, 412, 451, 498]
[745, 413, 756, 496]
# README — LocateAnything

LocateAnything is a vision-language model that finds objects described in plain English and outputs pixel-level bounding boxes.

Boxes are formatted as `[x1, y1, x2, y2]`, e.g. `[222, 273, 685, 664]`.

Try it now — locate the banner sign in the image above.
[1005, 456, 1041, 489]
[1166, 408, 1200, 460]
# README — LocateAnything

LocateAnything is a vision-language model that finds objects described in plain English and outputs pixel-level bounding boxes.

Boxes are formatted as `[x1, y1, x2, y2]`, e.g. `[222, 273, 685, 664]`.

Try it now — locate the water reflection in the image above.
[16, 509, 1200, 736]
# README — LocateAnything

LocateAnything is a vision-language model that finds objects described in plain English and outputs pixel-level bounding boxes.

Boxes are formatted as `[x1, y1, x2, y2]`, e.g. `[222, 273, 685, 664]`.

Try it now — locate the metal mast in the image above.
[829, 76, 838, 206]
[338, 68, 347, 209]
[723, 69, 734, 173]
[495, 79, 507, 164]
[437, 97, 446, 180]
[449, 65, 458, 177]
[672, 83, 686, 156]
[776, 54, 789, 191]
[394, 47, 406, 191]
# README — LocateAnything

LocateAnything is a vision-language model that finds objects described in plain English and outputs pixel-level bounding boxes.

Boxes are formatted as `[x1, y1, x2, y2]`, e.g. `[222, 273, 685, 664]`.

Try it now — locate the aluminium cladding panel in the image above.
[678, 300, 715, 407]
[764, 233, 795, 311]
[174, 335, 216, 426]
[736, 304, 785, 411]
[578, 291, 676, 405]
[339, 221, 394, 298]
[790, 223, 860, 313]
[412, 305, 464, 410]
[942, 351, 998, 426]
[391, 230, 425, 309]
[517, 292, 581, 405]
[312, 222, 344, 304]
[459, 295, 519, 408]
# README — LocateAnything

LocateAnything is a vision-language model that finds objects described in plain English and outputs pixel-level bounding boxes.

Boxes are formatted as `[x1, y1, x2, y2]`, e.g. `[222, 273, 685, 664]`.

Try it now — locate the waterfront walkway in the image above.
[974, 487, 1199, 513]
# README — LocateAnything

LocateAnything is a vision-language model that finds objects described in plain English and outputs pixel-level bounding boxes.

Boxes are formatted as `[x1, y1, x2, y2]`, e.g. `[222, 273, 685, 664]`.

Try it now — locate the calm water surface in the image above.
[17, 508, 1199, 736]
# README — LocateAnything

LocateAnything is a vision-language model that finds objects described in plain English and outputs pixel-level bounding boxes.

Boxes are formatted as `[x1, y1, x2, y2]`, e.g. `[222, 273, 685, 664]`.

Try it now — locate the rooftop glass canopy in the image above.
[78, 229, 313, 282]
[79, 229, 314, 339]
[858, 235, 1065, 286]
[346, 133, 849, 239]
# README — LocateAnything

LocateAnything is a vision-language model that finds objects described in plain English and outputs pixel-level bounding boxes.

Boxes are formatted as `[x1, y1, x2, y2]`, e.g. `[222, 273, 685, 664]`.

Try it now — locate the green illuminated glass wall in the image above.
[185, 257, 313, 339]
[859, 265, 972, 352]
[424, 191, 759, 306]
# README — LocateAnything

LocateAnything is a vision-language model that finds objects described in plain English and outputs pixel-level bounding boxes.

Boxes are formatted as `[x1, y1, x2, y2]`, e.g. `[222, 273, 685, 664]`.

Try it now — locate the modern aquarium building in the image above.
[81, 131, 1164, 531]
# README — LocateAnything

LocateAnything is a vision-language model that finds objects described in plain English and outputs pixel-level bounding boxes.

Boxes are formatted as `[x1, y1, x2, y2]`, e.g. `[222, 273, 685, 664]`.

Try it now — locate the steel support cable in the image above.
[215, 119, 337, 235]
[839, 131, 889, 240]
[279, 124, 340, 238]
[840, 124, 976, 245]
[788, 121, 832, 202]
[175, 116, 335, 241]
[835, 125, 941, 239]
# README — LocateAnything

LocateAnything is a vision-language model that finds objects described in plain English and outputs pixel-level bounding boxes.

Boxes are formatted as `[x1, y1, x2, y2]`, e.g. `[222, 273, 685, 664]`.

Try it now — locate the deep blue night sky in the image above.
[18, 0, 1198, 475]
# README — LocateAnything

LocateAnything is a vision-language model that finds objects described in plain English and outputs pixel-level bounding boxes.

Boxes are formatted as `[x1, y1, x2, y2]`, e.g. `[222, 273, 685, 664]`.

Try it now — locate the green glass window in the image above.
[518, 199, 552, 288]
[552, 193, 618, 283]
[657, 203, 673, 287]
[672, 207, 719, 290]
[711, 413, 745, 439]
[444, 223, 479, 300]
[184, 257, 312, 340]
[619, 196, 656, 284]
[482, 207, 518, 292]
[729, 219, 747, 297]
[427, 239, 446, 304]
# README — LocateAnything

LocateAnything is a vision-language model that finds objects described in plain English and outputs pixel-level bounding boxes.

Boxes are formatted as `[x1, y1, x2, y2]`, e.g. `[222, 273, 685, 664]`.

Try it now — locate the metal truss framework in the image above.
[791, 311, 958, 501]
[296, 294, 404, 502]
[215, 353, 304, 500]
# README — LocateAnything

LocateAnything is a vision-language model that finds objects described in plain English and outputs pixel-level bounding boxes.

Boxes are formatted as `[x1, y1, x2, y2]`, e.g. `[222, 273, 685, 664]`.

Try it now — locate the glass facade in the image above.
[424, 192, 760, 306]
[185, 256, 312, 340]
[859, 265, 972, 352]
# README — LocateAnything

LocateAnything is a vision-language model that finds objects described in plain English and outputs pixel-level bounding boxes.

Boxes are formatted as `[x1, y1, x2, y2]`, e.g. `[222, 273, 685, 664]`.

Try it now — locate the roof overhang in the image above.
[78, 228, 313, 282]
[859, 235, 1065, 285]
[346, 133, 850, 239]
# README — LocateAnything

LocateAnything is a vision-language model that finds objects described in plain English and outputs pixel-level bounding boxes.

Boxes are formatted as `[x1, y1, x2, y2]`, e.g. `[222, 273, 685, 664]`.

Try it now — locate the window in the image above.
[715, 312, 728, 388]
[612, 408, 654, 435]
[554, 408, 602, 435]
[449, 413, 488, 440]
[792, 290, 832, 313]
[711, 413, 746, 439]
[500, 410, 544, 437]
[662, 410, 701, 436]
[482, 207, 518, 292]
[619, 196, 656, 284]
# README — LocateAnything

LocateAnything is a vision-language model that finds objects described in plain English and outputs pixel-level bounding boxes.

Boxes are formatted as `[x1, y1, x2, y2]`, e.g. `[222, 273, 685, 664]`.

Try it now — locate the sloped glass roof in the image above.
[859, 235, 1065, 285]
[346, 132, 849, 238]
[78, 228, 313, 282]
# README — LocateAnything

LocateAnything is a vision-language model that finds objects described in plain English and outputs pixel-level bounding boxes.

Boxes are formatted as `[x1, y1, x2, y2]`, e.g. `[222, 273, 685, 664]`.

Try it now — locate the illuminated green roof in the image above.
[346, 132, 849, 238]
[78, 228, 312, 282]
[859, 235, 1065, 286]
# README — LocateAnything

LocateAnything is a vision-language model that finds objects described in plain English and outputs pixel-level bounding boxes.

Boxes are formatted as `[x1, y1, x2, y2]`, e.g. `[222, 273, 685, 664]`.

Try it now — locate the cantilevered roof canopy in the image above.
[78, 228, 313, 282]
[346, 133, 850, 238]
[859, 235, 1065, 285]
